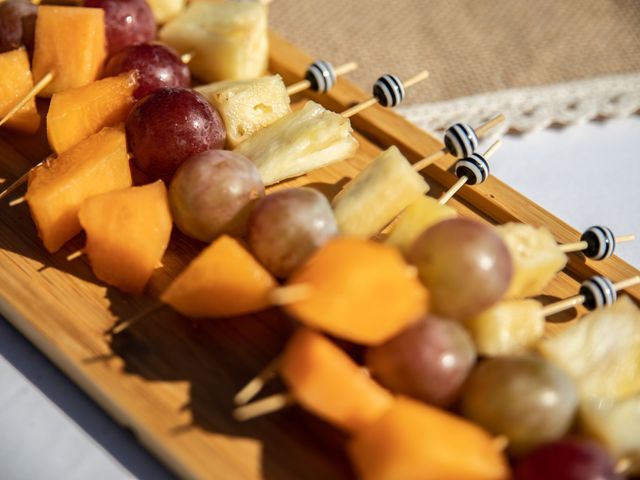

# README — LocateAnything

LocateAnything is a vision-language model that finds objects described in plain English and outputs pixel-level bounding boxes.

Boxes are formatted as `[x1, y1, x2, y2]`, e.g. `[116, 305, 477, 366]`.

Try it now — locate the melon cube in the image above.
[280, 328, 392, 433]
[349, 396, 510, 480]
[78, 181, 172, 295]
[32, 6, 107, 96]
[47, 71, 138, 155]
[333, 146, 430, 238]
[25, 127, 132, 252]
[159, 1, 268, 82]
[196, 75, 291, 148]
[0, 47, 40, 134]
[160, 235, 277, 318]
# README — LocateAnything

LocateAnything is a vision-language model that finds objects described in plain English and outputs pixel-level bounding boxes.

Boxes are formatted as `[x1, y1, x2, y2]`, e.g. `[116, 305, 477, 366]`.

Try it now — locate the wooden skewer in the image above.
[0, 72, 53, 129]
[9, 196, 25, 207]
[108, 303, 166, 335]
[66, 249, 84, 261]
[0, 160, 43, 202]
[180, 52, 194, 64]
[269, 283, 313, 306]
[340, 70, 429, 118]
[560, 234, 636, 253]
[233, 392, 295, 421]
[234, 356, 281, 405]
[412, 114, 505, 172]
[286, 61, 358, 96]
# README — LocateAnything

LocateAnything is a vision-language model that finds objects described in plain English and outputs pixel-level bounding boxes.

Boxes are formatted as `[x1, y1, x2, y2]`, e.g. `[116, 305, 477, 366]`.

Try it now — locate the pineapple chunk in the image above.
[234, 101, 358, 185]
[333, 146, 429, 238]
[196, 75, 291, 148]
[497, 223, 567, 299]
[464, 299, 544, 356]
[386, 196, 457, 253]
[581, 395, 640, 474]
[539, 296, 640, 400]
[146, 0, 184, 24]
[159, 1, 268, 82]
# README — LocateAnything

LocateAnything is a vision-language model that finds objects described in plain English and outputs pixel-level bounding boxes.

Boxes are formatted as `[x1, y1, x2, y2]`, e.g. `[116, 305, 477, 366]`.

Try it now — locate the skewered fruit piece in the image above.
[159, 1, 268, 82]
[31, 6, 106, 97]
[196, 75, 291, 148]
[0, 0, 36, 54]
[409, 218, 513, 320]
[78, 181, 171, 295]
[83, 0, 155, 56]
[169, 150, 264, 242]
[247, 187, 338, 278]
[160, 235, 276, 318]
[385, 196, 457, 252]
[146, 0, 184, 24]
[126, 87, 226, 182]
[280, 328, 392, 433]
[462, 356, 578, 456]
[581, 395, 640, 475]
[538, 295, 640, 400]
[0, 47, 40, 134]
[349, 396, 510, 480]
[25, 127, 132, 253]
[103, 42, 190, 99]
[464, 299, 544, 356]
[497, 223, 567, 299]
[366, 315, 476, 407]
[47, 71, 138, 155]
[281, 238, 428, 346]
[332, 146, 430, 238]
[514, 438, 622, 480]
[234, 101, 358, 185]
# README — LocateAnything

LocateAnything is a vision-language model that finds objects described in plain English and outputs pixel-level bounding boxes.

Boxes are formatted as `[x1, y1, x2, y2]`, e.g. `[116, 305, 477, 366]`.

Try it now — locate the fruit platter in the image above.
[0, 0, 639, 478]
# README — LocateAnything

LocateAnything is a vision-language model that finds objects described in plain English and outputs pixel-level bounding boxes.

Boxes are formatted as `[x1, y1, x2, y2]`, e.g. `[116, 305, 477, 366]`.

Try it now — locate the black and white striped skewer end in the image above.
[286, 60, 359, 96]
[559, 226, 635, 259]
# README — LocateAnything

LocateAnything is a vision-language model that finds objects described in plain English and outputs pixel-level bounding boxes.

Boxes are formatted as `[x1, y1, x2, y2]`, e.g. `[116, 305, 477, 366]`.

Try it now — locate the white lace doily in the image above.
[398, 73, 640, 137]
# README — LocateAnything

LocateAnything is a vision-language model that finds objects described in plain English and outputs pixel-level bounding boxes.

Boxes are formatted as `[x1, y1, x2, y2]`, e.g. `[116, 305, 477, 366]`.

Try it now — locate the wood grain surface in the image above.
[0, 32, 637, 480]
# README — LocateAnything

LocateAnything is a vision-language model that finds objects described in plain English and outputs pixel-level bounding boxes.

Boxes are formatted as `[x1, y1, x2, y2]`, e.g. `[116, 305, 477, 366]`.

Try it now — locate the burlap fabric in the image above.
[270, 0, 640, 105]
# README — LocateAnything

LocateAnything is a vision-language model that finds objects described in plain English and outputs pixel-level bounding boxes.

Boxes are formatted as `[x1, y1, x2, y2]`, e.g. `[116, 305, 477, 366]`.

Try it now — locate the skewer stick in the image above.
[341, 70, 429, 118]
[559, 234, 635, 253]
[0, 160, 43, 202]
[234, 356, 281, 405]
[109, 303, 166, 335]
[9, 196, 25, 207]
[0, 72, 53, 129]
[233, 392, 295, 421]
[66, 250, 84, 261]
[411, 114, 505, 172]
[269, 284, 313, 306]
[438, 176, 468, 205]
[286, 61, 358, 96]
[180, 52, 193, 64]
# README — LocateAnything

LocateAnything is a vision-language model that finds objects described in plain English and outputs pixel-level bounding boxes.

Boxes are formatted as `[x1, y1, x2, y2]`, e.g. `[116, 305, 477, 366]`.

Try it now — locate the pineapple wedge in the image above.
[196, 75, 291, 148]
[539, 295, 640, 400]
[464, 299, 545, 356]
[581, 395, 640, 474]
[146, 0, 185, 24]
[159, 1, 268, 82]
[497, 223, 567, 299]
[333, 146, 429, 239]
[234, 101, 358, 185]
[386, 196, 457, 253]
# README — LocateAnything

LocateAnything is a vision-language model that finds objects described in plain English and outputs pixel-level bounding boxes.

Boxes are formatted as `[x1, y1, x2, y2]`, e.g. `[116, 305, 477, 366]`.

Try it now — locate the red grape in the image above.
[103, 42, 190, 99]
[408, 218, 513, 319]
[84, 0, 156, 55]
[247, 187, 338, 278]
[365, 315, 476, 407]
[514, 438, 622, 480]
[126, 87, 226, 182]
[169, 150, 264, 242]
[0, 0, 36, 54]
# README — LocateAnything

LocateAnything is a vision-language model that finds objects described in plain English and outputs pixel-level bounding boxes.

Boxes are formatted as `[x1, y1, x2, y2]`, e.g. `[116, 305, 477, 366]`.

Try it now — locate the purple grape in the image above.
[247, 188, 338, 278]
[103, 42, 190, 99]
[514, 438, 622, 480]
[84, 0, 156, 55]
[0, 0, 36, 54]
[365, 315, 476, 407]
[169, 150, 264, 242]
[126, 87, 226, 182]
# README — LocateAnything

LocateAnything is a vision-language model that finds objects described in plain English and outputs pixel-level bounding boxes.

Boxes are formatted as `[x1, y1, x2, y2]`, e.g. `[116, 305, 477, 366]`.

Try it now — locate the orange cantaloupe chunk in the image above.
[283, 238, 428, 346]
[78, 181, 172, 295]
[32, 6, 106, 97]
[349, 396, 510, 480]
[25, 127, 132, 253]
[47, 71, 138, 155]
[160, 235, 277, 317]
[0, 47, 40, 134]
[280, 328, 393, 433]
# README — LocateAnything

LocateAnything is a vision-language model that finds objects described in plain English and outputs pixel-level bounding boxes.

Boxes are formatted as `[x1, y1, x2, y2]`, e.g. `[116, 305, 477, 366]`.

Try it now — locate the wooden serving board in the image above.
[0, 32, 638, 480]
